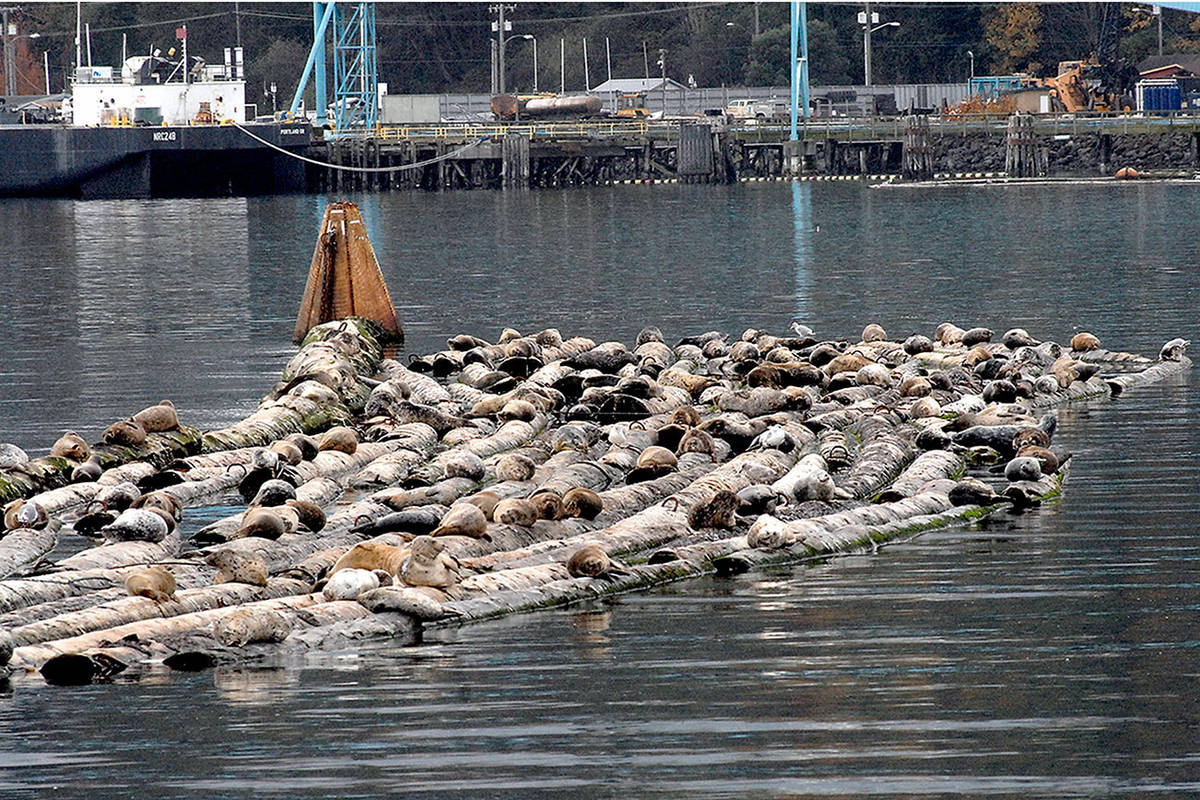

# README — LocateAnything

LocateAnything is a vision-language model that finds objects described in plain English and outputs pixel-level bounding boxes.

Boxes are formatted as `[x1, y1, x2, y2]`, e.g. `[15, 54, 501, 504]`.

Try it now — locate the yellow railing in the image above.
[372, 120, 651, 140]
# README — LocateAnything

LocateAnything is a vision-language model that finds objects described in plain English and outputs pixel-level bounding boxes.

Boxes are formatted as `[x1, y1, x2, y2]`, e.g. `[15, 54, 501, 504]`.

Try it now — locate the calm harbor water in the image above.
[0, 182, 1197, 797]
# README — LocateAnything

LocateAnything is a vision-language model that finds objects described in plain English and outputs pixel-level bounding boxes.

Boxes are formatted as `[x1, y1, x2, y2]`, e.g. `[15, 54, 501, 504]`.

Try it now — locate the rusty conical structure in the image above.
[293, 201, 402, 344]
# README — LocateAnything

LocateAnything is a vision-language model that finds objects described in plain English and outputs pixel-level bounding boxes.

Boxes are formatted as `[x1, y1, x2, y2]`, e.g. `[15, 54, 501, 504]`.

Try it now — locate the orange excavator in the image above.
[1044, 59, 1120, 113]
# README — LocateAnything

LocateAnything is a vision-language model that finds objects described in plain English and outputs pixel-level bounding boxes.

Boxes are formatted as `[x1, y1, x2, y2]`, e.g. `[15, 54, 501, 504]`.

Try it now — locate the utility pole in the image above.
[2, 7, 17, 97]
[490, 4, 514, 95]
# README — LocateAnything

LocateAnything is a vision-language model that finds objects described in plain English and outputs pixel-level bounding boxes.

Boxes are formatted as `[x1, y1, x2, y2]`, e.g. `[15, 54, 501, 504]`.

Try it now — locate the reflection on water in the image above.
[0, 183, 1196, 797]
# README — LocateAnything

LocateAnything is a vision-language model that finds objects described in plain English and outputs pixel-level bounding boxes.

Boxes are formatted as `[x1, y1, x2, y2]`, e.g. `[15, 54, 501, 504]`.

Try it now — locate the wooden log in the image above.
[52, 533, 182, 572]
[9, 577, 310, 648]
[10, 592, 329, 670]
[0, 426, 204, 506]
[836, 415, 917, 499]
[876, 449, 964, 502]
[0, 525, 60, 579]
[200, 394, 352, 454]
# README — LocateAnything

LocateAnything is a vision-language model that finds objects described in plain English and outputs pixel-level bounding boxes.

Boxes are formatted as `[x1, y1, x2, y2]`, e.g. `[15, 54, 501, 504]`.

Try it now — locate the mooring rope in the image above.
[231, 122, 490, 173]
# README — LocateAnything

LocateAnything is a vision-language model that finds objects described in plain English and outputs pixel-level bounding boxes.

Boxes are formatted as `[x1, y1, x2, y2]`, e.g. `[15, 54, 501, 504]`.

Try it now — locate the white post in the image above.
[85, 22, 91, 68]
[583, 38, 589, 91]
[559, 38, 564, 93]
[44, 50, 50, 93]
[605, 37, 611, 82]
[532, 38, 538, 92]
[75, 0, 81, 71]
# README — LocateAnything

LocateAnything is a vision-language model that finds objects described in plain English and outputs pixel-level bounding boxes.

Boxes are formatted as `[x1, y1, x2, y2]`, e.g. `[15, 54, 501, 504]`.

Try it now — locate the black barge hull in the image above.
[0, 123, 313, 199]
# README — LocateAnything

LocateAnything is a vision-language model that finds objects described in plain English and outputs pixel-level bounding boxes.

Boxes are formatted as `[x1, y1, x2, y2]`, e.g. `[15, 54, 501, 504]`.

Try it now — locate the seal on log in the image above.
[124, 566, 176, 603]
[50, 431, 90, 462]
[493, 498, 539, 527]
[562, 487, 603, 520]
[133, 400, 180, 432]
[430, 503, 489, 539]
[318, 426, 358, 454]
[400, 536, 461, 589]
[206, 550, 269, 586]
[330, 541, 409, 578]
[103, 419, 148, 448]
[100, 508, 169, 543]
[567, 544, 628, 578]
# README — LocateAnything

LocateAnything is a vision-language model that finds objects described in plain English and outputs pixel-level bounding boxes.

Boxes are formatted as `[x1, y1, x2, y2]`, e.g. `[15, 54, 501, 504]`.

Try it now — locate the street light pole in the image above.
[858, 2, 899, 88]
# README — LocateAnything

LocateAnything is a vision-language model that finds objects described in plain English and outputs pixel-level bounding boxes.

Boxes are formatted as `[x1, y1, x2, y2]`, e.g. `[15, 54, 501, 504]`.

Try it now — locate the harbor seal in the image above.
[443, 450, 486, 482]
[285, 498, 326, 532]
[330, 541, 409, 578]
[1160, 337, 1190, 361]
[322, 567, 381, 601]
[493, 497, 539, 527]
[861, 323, 887, 343]
[100, 508, 169, 543]
[124, 566, 176, 603]
[50, 431, 90, 462]
[562, 487, 603, 520]
[130, 491, 183, 522]
[961, 327, 994, 347]
[213, 608, 292, 647]
[529, 490, 565, 521]
[430, 502, 489, 538]
[1000, 328, 1038, 349]
[677, 427, 717, 459]
[268, 439, 304, 466]
[70, 456, 103, 483]
[1016, 444, 1061, 475]
[947, 478, 1008, 507]
[903, 334, 934, 355]
[1004, 456, 1043, 483]
[463, 490, 501, 520]
[3, 499, 48, 531]
[567, 544, 627, 578]
[102, 419, 148, 448]
[495, 453, 537, 483]
[318, 425, 358, 454]
[627, 446, 678, 483]
[206, 549, 270, 587]
[499, 398, 537, 422]
[1070, 332, 1100, 352]
[284, 432, 321, 461]
[736, 484, 783, 516]
[687, 490, 739, 530]
[250, 478, 297, 507]
[0, 443, 29, 470]
[746, 514, 791, 549]
[399, 535, 461, 589]
[132, 400, 179, 432]
[237, 507, 290, 540]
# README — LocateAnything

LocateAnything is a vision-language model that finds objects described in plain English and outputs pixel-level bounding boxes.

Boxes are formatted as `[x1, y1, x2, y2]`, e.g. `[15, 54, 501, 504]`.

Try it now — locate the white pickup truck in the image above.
[725, 98, 790, 121]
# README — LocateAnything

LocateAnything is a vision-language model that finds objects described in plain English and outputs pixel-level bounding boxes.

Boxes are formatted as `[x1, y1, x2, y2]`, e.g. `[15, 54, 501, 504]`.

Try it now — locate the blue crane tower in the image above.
[289, 2, 378, 134]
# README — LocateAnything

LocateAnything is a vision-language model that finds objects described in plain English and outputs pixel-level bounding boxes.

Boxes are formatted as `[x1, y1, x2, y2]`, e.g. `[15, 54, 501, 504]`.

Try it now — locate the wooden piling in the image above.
[293, 202, 402, 344]
[902, 115, 932, 180]
[1005, 114, 1045, 178]
[502, 133, 530, 190]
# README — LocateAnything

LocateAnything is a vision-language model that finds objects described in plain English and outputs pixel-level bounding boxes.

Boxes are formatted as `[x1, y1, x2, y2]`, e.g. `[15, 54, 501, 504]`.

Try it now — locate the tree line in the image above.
[8, 2, 1199, 105]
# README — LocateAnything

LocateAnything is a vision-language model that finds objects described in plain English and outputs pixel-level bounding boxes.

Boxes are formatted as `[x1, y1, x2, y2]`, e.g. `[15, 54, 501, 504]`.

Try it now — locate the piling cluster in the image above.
[0, 318, 1189, 685]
